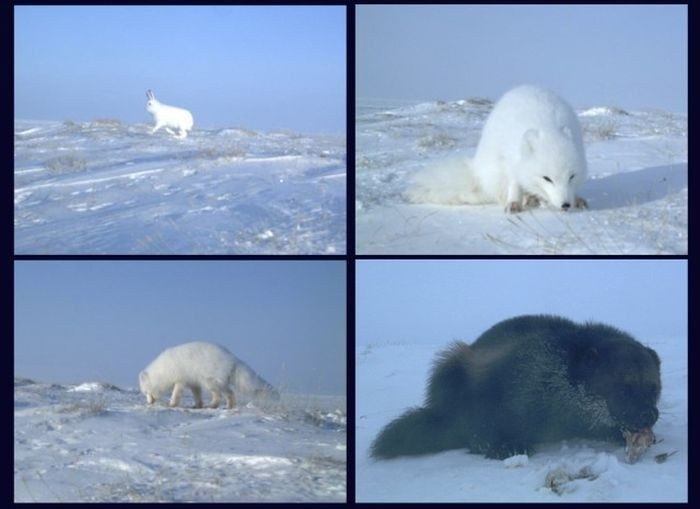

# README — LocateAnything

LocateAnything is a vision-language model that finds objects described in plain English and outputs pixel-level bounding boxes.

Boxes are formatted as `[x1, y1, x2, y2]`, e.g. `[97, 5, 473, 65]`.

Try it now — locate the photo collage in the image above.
[10, 3, 688, 503]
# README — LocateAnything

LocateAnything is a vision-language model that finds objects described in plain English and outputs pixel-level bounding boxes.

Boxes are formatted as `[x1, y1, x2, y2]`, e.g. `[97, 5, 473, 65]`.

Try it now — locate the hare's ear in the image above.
[146, 90, 154, 100]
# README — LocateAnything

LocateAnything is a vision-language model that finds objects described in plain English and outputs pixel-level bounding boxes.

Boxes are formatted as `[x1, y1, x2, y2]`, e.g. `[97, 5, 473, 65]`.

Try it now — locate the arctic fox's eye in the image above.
[543, 176, 553, 183]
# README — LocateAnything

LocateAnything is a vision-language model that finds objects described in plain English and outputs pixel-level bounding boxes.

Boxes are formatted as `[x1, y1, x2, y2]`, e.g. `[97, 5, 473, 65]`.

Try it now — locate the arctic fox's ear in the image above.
[521, 129, 540, 157]
[561, 125, 573, 139]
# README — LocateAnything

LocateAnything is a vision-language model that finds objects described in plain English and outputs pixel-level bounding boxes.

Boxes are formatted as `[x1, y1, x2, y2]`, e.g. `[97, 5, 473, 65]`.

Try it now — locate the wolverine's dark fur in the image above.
[370, 315, 661, 460]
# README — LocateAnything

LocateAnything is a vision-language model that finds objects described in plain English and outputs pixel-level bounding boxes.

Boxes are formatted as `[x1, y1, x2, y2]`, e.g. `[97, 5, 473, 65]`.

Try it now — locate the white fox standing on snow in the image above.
[139, 341, 279, 409]
[406, 85, 588, 213]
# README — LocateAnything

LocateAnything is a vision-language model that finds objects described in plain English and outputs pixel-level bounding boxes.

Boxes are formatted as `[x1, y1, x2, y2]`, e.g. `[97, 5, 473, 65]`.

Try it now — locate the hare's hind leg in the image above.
[177, 127, 188, 139]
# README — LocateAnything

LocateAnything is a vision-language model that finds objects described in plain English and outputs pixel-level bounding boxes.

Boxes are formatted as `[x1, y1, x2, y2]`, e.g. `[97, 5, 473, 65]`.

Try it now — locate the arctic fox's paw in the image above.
[574, 196, 588, 209]
[524, 194, 541, 208]
[506, 201, 524, 214]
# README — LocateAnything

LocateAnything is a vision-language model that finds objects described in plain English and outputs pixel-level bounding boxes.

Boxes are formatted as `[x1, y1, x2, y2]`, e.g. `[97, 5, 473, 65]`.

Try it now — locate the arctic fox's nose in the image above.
[561, 202, 571, 210]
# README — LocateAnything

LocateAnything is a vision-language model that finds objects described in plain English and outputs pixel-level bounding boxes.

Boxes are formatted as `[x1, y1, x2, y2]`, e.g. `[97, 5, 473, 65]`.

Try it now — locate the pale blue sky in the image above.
[357, 5, 687, 113]
[357, 260, 686, 347]
[15, 261, 346, 395]
[15, 6, 346, 133]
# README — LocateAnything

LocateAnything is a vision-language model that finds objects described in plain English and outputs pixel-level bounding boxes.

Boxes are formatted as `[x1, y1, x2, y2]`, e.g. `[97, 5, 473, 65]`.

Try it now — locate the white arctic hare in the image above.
[145, 90, 194, 139]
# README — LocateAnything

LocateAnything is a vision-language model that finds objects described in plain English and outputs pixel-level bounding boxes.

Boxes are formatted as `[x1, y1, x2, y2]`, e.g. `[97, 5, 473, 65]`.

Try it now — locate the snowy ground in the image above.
[355, 337, 687, 502]
[14, 120, 345, 254]
[14, 379, 346, 502]
[356, 98, 687, 254]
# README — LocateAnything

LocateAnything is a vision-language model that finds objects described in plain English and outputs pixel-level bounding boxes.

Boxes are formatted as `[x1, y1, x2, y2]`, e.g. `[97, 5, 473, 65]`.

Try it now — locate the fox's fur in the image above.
[407, 85, 588, 213]
[139, 341, 278, 409]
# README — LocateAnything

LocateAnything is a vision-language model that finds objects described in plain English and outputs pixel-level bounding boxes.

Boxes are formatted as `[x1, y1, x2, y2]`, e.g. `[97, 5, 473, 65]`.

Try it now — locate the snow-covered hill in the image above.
[14, 120, 346, 254]
[356, 98, 687, 254]
[14, 379, 346, 502]
[355, 337, 686, 502]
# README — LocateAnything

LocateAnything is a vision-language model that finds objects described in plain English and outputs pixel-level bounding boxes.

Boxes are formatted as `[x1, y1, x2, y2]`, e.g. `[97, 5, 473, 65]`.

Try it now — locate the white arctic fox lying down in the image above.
[407, 85, 588, 213]
[139, 341, 279, 409]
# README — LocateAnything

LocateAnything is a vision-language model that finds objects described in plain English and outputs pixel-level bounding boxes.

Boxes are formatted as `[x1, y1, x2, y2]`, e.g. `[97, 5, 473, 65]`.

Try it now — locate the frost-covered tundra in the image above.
[145, 90, 194, 139]
[139, 341, 279, 409]
[407, 85, 588, 213]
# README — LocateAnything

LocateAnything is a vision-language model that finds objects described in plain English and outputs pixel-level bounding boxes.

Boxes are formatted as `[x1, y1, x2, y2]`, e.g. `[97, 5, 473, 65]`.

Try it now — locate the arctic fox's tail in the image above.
[229, 360, 280, 400]
[370, 406, 468, 459]
[404, 156, 485, 205]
